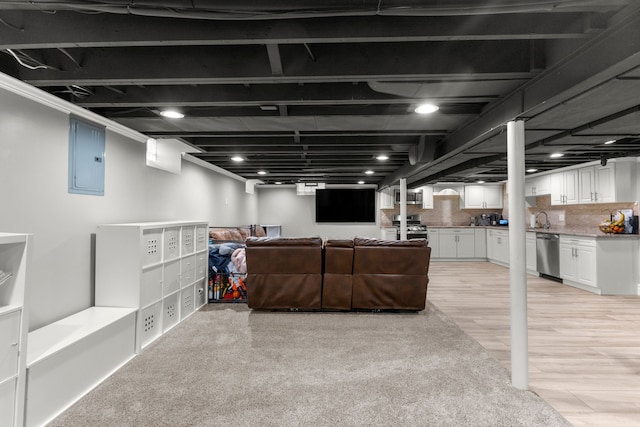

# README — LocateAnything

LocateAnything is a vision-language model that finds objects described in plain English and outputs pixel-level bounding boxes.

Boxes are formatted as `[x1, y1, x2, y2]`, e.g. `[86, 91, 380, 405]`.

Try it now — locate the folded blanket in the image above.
[231, 248, 247, 274]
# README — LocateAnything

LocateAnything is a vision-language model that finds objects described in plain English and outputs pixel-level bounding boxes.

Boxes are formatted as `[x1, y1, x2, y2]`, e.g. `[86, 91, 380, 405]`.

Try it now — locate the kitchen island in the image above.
[427, 225, 639, 296]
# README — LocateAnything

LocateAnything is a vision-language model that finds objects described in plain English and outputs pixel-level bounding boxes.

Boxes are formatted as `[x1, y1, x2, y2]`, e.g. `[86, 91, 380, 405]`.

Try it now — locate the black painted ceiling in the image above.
[1, 1, 639, 187]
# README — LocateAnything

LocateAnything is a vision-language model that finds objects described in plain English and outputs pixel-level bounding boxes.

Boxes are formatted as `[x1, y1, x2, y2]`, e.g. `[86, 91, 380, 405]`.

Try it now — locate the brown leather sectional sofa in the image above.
[245, 236, 431, 311]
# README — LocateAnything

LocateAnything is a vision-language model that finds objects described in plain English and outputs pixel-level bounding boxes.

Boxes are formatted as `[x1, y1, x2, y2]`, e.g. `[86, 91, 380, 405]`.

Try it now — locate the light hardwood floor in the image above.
[427, 261, 640, 427]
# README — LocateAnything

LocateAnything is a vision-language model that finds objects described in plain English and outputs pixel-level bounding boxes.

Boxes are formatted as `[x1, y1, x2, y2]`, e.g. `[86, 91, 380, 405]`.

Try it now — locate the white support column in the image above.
[507, 120, 529, 389]
[399, 178, 407, 240]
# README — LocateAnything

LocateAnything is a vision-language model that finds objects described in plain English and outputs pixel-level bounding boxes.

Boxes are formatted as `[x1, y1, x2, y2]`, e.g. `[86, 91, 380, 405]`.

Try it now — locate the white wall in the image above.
[0, 86, 257, 330]
[257, 186, 380, 239]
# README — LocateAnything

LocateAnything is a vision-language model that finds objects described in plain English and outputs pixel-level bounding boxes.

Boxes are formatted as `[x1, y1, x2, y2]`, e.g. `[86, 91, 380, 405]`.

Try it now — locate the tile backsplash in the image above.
[526, 195, 636, 228]
[381, 186, 637, 228]
[381, 194, 505, 226]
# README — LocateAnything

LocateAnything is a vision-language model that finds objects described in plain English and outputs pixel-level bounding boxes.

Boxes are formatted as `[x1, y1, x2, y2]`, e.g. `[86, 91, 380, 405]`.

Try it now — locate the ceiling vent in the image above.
[296, 182, 325, 196]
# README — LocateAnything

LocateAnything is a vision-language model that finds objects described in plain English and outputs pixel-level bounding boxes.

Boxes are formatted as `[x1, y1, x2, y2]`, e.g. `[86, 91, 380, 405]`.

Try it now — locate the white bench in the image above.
[25, 307, 137, 427]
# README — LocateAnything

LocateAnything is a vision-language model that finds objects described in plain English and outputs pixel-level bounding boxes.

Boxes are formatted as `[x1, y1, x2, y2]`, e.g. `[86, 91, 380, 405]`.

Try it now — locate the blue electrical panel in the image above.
[68, 117, 106, 196]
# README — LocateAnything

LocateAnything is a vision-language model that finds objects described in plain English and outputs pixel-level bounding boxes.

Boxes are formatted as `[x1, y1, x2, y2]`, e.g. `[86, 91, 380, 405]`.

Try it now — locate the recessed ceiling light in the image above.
[159, 109, 184, 119]
[550, 152, 564, 158]
[275, 181, 283, 185]
[257, 170, 267, 175]
[376, 155, 389, 161]
[358, 180, 365, 185]
[604, 139, 616, 145]
[526, 168, 538, 173]
[364, 170, 375, 175]
[414, 103, 439, 114]
[231, 156, 244, 162]
[476, 180, 485, 184]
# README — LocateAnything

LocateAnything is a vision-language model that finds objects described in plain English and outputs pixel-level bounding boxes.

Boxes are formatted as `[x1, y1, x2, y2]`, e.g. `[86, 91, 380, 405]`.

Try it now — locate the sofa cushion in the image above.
[353, 242, 430, 275]
[322, 273, 353, 310]
[325, 239, 354, 248]
[246, 236, 322, 247]
[324, 239, 354, 274]
[352, 274, 428, 311]
[245, 237, 323, 274]
[353, 237, 428, 247]
[246, 274, 322, 309]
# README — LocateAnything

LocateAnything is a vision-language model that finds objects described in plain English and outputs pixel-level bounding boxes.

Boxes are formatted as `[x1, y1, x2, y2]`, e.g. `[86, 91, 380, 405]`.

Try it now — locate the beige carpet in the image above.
[48, 303, 571, 427]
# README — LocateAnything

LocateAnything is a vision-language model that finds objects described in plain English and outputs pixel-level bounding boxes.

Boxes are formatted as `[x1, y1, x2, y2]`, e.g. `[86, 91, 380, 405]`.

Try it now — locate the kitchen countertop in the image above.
[426, 225, 640, 238]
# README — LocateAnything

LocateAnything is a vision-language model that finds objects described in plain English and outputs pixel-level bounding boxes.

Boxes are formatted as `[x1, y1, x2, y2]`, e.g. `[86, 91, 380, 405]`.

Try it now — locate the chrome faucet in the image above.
[602, 209, 615, 222]
[535, 211, 551, 229]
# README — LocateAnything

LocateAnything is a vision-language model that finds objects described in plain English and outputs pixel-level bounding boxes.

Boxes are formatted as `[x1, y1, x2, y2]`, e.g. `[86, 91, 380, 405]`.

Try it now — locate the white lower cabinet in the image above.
[427, 229, 440, 258]
[487, 230, 537, 272]
[526, 232, 537, 273]
[487, 229, 509, 265]
[559, 236, 596, 288]
[438, 228, 476, 259]
[474, 228, 487, 259]
[558, 235, 637, 295]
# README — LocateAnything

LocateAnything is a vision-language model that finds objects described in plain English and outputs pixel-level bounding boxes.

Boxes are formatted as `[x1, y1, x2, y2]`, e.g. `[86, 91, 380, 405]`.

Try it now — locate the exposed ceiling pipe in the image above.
[409, 153, 506, 187]
[0, 1, 628, 20]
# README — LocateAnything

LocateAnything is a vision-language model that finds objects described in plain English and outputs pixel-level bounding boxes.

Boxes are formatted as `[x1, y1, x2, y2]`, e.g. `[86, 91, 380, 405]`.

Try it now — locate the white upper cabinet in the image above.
[560, 159, 637, 205]
[378, 187, 395, 209]
[462, 185, 503, 209]
[536, 174, 551, 195]
[421, 185, 434, 209]
[578, 166, 597, 204]
[551, 169, 578, 205]
[525, 175, 551, 197]
[593, 160, 636, 203]
[595, 164, 616, 203]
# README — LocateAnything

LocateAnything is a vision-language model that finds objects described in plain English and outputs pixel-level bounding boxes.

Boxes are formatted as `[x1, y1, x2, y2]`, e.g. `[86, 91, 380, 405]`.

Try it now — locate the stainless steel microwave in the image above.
[394, 189, 423, 205]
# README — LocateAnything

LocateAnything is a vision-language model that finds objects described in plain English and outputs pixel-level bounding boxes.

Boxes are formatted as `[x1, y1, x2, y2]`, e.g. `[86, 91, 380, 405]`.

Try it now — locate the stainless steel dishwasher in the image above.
[536, 232, 560, 280]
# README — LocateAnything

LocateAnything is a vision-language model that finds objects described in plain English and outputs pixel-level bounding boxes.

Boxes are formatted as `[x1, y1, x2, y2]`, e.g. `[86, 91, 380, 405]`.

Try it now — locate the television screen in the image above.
[315, 188, 376, 223]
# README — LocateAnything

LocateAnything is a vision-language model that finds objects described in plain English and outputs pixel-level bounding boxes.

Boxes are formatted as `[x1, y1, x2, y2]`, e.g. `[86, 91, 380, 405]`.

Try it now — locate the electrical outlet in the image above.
[559, 213, 565, 221]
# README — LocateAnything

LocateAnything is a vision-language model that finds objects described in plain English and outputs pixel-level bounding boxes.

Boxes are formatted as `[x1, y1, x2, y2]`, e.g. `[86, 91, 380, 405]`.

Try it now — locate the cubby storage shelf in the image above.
[0, 272, 13, 288]
[0, 232, 31, 427]
[95, 221, 208, 353]
[25, 307, 137, 427]
[0, 304, 21, 316]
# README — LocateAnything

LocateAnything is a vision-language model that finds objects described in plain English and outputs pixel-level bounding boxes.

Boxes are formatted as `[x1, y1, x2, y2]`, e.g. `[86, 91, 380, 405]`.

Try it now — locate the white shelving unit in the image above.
[25, 307, 137, 427]
[0, 233, 31, 427]
[95, 221, 209, 353]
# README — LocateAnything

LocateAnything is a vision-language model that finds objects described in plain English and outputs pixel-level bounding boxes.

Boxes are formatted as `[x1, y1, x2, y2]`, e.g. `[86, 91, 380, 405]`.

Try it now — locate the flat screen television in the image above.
[315, 188, 376, 223]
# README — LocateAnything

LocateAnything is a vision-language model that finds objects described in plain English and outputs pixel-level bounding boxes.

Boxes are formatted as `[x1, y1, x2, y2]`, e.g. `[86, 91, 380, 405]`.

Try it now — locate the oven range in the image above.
[392, 214, 429, 240]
